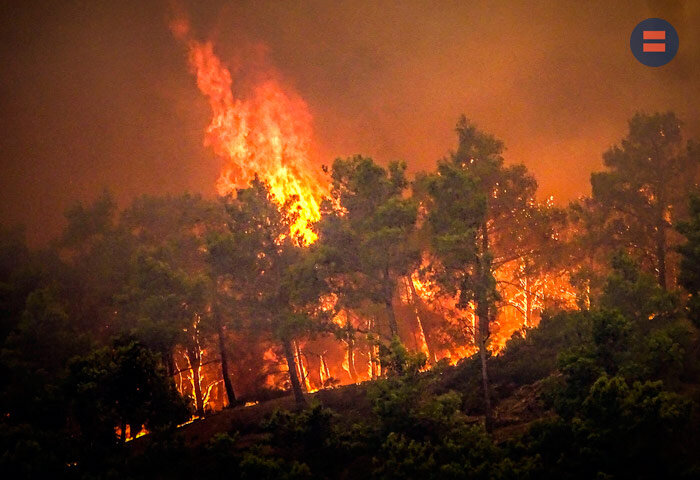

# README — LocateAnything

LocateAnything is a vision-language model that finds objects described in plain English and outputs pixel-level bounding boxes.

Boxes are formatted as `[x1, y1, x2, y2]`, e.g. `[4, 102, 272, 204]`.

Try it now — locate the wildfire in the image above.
[167, 13, 579, 411]
[172, 18, 326, 244]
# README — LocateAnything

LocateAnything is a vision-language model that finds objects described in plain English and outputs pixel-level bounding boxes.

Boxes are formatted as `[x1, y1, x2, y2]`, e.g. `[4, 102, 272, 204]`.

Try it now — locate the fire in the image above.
[409, 262, 577, 359]
[167, 13, 579, 410]
[174, 346, 223, 415]
[172, 18, 326, 244]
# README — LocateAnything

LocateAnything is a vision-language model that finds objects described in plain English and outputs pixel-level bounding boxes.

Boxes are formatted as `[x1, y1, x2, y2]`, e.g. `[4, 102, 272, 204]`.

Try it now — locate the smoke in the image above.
[0, 0, 698, 244]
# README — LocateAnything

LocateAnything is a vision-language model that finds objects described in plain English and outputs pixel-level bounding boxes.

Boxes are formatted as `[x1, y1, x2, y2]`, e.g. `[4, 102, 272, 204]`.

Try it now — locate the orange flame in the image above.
[167, 15, 580, 407]
[173, 18, 326, 244]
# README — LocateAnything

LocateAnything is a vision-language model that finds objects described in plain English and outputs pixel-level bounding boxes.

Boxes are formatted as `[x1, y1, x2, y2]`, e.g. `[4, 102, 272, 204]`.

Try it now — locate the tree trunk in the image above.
[186, 346, 205, 417]
[294, 340, 309, 392]
[408, 277, 434, 363]
[165, 352, 175, 378]
[319, 354, 332, 386]
[385, 298, 398, 338]
[477, 220, 494, 432]
[347, 338, 358, 382]
[283, 338, 306, 406]
[476, 295, 494, 432]
[525, 277, 532, 328]
[384, 268, 399, 338]
[656, 222, 667, 290]
[216, 320, 237, 407]
[369, 344, 379, 379]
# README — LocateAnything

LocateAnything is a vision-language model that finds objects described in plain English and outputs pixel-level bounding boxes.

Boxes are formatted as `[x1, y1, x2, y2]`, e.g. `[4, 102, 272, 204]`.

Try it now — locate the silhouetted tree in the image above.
[121, 193, 235, 408]
[211, 178, 313, 405]
[591, 112, 700, 289]
[59, 190, 134, 337]
[315, 156, 419, 340]
[420, 116, 548, 431]
[677, 193, 700, 327]
[67, 341, 189, 446]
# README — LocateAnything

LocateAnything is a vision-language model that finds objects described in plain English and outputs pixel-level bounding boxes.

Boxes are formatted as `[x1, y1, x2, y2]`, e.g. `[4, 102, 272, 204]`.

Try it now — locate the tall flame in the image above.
[168, 16, 579, 403]
[173, 18, 326, 244]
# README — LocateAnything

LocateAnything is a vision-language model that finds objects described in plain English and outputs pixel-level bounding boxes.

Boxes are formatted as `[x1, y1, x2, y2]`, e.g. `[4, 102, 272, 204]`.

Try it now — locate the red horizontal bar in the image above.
[643, 42, 666, 52]
[643, 30, 665, 40]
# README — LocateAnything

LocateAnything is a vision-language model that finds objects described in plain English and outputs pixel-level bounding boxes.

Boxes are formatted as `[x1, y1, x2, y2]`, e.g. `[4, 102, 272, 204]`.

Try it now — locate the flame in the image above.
[117, 424, 149, 443]
[410, 260, 577, 359]
[166, 14, 580, 412]
[173, 18, 326, 244]
[293, 340, 313, 392]
[341, 347, 351, 378]
[174, 345, 222, 416]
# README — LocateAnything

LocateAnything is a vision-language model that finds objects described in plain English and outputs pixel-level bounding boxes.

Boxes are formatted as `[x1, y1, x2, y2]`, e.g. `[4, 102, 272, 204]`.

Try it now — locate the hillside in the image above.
[121, 304, 700, 479]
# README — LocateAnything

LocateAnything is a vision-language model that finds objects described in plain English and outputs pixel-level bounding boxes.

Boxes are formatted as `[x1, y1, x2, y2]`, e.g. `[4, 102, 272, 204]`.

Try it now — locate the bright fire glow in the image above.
[168, 14, 579, 410]
[172, 18, 326, 244]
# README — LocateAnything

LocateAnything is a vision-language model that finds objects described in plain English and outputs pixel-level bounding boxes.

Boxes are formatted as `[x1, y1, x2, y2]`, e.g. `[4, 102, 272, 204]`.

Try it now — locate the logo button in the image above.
[630, 18, 679, 67]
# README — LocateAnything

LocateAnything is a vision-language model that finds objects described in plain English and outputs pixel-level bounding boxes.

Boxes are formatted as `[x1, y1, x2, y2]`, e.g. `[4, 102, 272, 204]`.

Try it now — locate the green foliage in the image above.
[590, 309, 632, 374]
[369, 348, 471, 445]
[600, 252, 681, 326]
[641, 323, 689, 384]
[374, 424, 502, 480]
[369, 372, 504, 480]
[379, 336, 427, 377]
[590, 112, 700, 287]
[118, 247, 209, 359]
[369, 372, 423, 435]
[0, 288, 86, 430]
[0, 225, 43, 345]
[678, 193, 700, 327]
[0, 423, 68, 478]
[514, 375, 693, 480]
[213, 177, 315, 340]
[419, 157, 485, 307]
[262, 402, 336, 449]
[66, 341, 189, 447]
[557, 255, 691, 386]
[238, 451, 312, 480]
[61, 189, 117, 249]
[314, 156, 419, 336]
[496, 311, 590, 387]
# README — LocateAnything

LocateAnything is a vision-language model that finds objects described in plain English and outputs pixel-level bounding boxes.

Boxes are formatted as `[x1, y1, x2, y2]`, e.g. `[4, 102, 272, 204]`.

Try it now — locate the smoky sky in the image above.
[1, 0, 698, 245]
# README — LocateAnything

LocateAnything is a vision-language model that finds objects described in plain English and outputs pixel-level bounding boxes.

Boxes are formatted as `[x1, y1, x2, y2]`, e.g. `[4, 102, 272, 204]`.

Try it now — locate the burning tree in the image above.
[166, 15, 580, 409]
[171, 16, 327, 246]
[210, 178, 320, 405]
[118, 194, 230, 417]
[313, 156, 420, 340]
[419, 117, 561, 431]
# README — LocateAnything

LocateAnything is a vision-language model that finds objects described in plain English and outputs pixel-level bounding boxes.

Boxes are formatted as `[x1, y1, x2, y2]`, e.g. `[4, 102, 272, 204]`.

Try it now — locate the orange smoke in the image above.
[172, 17, 326, 244]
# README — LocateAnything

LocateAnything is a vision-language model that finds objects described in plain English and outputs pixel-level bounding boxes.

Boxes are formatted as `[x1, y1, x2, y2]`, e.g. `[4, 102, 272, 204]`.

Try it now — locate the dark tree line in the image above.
[1, 111, 699, 478]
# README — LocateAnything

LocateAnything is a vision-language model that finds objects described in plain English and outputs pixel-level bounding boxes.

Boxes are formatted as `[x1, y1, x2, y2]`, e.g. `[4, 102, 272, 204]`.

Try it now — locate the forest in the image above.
[2, 110, 700, 479]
